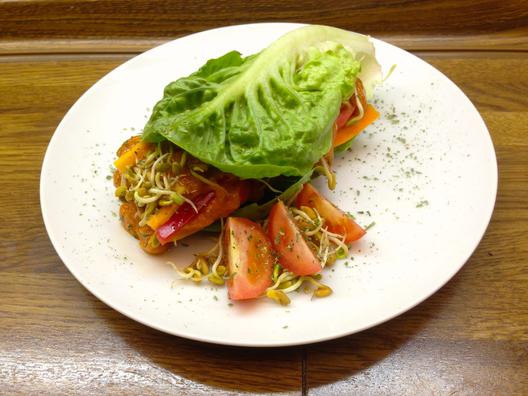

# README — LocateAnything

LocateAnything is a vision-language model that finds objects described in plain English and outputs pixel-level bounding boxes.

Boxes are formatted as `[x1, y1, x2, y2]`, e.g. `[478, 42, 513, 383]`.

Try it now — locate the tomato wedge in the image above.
[224, 217, 274, 300]
[295, 183, 365, 243]
[268, 201, 321, 276]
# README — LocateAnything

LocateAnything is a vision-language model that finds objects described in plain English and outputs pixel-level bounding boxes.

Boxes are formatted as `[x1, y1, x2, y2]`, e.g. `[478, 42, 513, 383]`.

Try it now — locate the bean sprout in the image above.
[134, 190, 159, 205]
[150, 153, 168, 184]
[347, 87, 365, 124]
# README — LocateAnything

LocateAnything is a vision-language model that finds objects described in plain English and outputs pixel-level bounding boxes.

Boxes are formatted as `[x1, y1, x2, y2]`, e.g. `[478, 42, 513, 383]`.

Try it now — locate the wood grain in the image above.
[0, 276, 302, 395]
[2, 31, 528, 56]
[1, 0, 527, 40]
[1, 51, 527, 395]
[1, 1, 528, 392]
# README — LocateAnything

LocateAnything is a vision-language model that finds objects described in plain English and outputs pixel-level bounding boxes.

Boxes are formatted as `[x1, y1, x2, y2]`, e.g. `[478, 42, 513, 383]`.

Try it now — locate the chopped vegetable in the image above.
[170, 182, 362, 304]
[146, 204, 179, 230]
[156, 191, 216, 245]
[114, 141, 153, 173]
[268, 201, 321, 276]
[119, 202, 169, 255]
[334, 104, 380, 147]
[295, 183, 366, 243]
[170, 181, 250, 241]
[335, 102, 355, 130]
[224, 217, 274, 300]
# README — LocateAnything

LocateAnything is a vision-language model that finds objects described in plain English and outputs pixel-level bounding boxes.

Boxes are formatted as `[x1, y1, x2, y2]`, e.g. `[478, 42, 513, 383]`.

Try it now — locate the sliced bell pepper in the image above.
[335, 102, 355, 129]
[114, 141, 153, 173]
[156, 191, 216, 245]
[147, 204, 179, 230]
[334, 104, 380, 147]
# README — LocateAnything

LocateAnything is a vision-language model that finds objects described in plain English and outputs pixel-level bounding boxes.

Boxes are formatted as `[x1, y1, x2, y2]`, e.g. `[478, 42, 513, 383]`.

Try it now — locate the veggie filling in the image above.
[113, 137, 258, 254]
[111, 25, 387, 304]
[112, 75, 378, 305]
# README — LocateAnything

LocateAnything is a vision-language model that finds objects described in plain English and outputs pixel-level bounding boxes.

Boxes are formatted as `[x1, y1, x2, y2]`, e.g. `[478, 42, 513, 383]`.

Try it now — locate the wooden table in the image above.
[1, 1, 527, 394]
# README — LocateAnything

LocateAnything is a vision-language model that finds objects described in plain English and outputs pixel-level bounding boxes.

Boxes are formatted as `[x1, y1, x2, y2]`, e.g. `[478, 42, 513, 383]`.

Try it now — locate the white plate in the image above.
[40, 23, 497, 347]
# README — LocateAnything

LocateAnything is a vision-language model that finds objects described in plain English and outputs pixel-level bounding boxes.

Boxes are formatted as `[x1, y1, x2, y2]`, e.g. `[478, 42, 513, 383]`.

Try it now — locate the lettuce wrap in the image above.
[142, 25, 381, 179]
[113, 25, 383, 253]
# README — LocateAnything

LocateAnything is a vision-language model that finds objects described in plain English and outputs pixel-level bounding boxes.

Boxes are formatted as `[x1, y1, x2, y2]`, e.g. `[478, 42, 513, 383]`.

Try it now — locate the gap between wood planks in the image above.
[0, 51, 526, 65]
[0, 32, 527, 57]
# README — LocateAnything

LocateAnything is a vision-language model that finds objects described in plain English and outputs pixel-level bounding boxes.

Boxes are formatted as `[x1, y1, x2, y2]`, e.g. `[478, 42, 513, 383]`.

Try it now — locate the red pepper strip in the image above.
[156, 191, 216, 245]
[335, 101, 355, 129]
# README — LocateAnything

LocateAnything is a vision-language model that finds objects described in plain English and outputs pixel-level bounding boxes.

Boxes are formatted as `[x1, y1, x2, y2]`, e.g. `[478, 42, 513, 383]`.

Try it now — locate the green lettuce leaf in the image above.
[143, 25, 381, 179]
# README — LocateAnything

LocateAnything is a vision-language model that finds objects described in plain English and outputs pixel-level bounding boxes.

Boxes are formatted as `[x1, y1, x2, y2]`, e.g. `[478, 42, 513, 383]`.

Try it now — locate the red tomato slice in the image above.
[295, 183, 365, 243]
[224, 217, 274, 300]
[268, 201, 321, 276]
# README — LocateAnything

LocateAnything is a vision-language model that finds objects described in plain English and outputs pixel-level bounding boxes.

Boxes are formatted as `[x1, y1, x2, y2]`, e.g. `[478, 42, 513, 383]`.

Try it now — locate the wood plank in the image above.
[423, 54, 528, 112]
[0, 272, 302, 395]
[306, 336, 528, 395]
[1, 31, 527, 56]
[1, 52, 527, 394]
[1, 0, 526, 42]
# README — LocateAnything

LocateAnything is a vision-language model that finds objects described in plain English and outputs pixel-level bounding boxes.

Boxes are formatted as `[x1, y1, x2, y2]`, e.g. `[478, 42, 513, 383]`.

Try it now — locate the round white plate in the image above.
[40, 23, 497, 347]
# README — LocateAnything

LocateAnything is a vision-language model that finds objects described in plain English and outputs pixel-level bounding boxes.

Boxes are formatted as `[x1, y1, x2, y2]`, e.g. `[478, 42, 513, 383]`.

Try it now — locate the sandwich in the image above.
[112, 25, 382, 256]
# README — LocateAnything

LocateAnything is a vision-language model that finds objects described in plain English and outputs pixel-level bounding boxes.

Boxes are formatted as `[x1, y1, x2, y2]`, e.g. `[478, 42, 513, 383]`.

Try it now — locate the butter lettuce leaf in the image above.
[143, 25, 381, 179]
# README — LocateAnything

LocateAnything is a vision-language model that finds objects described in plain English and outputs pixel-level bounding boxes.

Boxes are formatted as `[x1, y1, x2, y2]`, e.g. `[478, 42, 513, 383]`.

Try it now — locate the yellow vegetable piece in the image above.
[146, 204, 179, 230]
[114, 141, 153, 173]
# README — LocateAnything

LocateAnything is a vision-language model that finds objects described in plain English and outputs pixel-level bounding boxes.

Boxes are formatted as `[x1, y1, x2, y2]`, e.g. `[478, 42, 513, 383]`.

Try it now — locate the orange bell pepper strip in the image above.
[334, 104, 380, 147]
[146, 204, 179, 230]
[114, 141, 153, 173]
